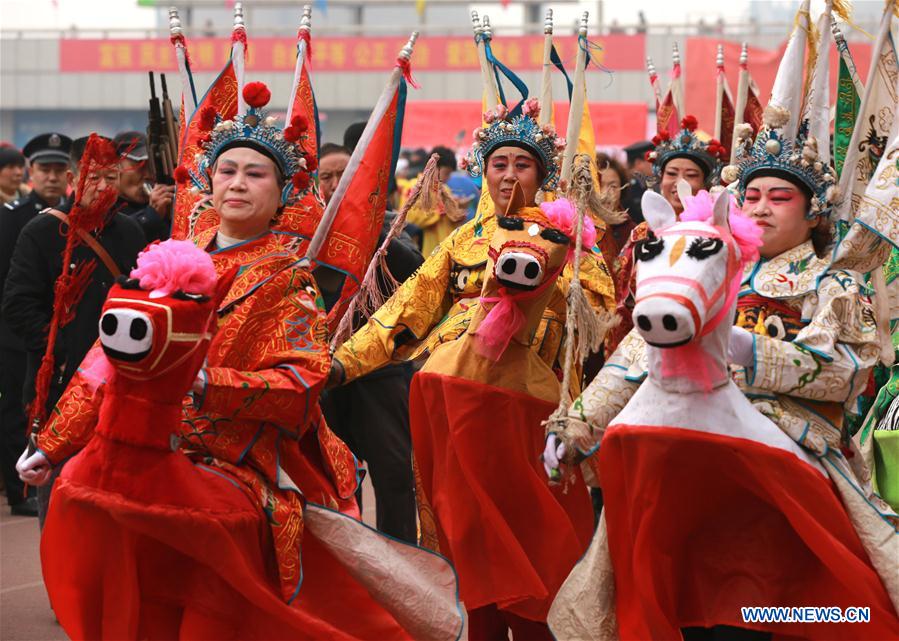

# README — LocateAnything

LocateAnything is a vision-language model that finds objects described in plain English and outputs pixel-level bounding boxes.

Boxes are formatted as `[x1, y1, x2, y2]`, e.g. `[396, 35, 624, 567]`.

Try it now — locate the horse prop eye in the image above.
[497, 216, 525, 231]
[635, 235, 665, 262]
[540, 228, 570, 245]
[686, 237, 724, 260]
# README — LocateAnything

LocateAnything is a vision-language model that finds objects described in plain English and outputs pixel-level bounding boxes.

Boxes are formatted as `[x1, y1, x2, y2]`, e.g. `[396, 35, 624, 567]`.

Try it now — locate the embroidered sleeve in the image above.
[36, 366, 104, 466]
[562, 329, 644, 454]
[334, 241, 454, 383]
[197, 274, 330, 433]
[748, 270, 880, 407]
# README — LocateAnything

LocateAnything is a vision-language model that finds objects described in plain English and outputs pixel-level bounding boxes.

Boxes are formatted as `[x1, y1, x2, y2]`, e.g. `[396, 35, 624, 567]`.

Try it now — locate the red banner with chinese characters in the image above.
[685, 37, 873, 138]
[400, 101, 648, 148]
[58, 34, 646, 73]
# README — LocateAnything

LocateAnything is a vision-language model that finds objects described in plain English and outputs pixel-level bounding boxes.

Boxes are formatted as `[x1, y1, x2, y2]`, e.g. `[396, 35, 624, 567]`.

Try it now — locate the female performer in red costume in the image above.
[17, 84, 463, 641]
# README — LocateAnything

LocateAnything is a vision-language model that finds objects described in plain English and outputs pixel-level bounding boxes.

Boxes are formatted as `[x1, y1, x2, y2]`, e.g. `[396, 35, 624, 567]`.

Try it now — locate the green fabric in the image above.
[873, 430, 899, 511]
[834, 54, 860, 180]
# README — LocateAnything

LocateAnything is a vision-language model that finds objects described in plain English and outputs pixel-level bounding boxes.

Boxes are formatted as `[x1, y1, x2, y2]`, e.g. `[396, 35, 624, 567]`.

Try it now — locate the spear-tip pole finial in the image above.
[299, 5, 312, 32]
[716, 43, 724, 67]
[647, 56, 656, 75]
[233, 1, 245, 30]
[740, 42, 748, 65]
[544, 8, 554, 35]
[398, 31, 419, 61]
[168, 7, 182, 36]
[578, 11, 589, 37]
[672, 41, 681, 65]
[482, 14, 493, 41]
[831, 21, 846, 45]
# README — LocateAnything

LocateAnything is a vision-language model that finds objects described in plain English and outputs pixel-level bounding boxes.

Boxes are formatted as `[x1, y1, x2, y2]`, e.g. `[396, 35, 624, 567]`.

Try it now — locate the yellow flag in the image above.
[416, 0, 426, 18]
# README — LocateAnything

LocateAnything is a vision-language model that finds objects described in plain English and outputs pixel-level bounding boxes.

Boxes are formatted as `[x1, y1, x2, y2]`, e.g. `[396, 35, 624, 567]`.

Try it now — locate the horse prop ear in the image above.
[504, 181, 528, 216]
[712, 189, 731, 231]
[213, 265, 239, 308]
[676, 179, 693, 210]
[641, 190, 676, 232]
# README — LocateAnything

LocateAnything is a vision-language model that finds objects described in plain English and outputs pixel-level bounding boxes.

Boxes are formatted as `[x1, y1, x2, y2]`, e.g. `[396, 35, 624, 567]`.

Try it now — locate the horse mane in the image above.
[130, 239, 218, 299]
[679, 190, 763, 268]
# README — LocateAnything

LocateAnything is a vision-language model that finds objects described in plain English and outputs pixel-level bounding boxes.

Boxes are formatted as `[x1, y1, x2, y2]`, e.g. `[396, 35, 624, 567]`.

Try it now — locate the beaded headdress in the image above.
[176, 82, 315, 207]
[722, 116, 838, 220]
[462, 98, 565, 191]
[648, 115, 728, 188]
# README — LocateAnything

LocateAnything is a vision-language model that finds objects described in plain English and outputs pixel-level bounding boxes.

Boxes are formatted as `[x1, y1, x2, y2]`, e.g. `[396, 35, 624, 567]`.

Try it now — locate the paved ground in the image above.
[0, 473, 376, 641]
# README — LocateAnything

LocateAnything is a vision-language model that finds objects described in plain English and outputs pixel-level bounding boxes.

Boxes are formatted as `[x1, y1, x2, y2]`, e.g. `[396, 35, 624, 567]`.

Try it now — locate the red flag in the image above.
[171, 59, 238, 240]
[276, 40, 324, 253]
[313, 79, 407, 326]
[717, 64, 736, 154]
[743, 76, 763, 135]
[657, 90, 680, 137]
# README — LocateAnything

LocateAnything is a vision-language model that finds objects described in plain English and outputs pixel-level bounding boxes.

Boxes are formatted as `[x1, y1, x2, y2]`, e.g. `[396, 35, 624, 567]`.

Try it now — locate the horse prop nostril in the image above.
[662, 314, 678, 331]
[524, 262, 540, 279]
[501, 259, 517, 275]
[637, 315, 652, 331]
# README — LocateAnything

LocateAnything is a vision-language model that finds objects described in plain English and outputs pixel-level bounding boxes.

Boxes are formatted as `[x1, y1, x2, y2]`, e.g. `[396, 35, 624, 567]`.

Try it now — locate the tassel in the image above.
[27, 134, 119, 435]
[587, 185, 630, 225]
[544, 155, 619, 429]
[329, 154, 441, 350]
[396, 57, 421, 89]
[298, 28, 312, 64]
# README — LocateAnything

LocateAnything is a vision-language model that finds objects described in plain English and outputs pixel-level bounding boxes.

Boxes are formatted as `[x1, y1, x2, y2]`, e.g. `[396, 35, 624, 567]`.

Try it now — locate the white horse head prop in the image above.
[633, 187, 762, 392]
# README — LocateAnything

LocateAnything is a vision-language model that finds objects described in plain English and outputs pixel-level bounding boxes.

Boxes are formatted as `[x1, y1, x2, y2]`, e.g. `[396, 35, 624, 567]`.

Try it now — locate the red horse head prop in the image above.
[96, 240, 236, 402]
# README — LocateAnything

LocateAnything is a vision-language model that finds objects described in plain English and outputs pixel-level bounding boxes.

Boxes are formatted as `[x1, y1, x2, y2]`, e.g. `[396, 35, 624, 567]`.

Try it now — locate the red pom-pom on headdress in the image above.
[292, 172, 311, 190]
[681, 115, 699, 131]
[304, 153, 318, 172]
[283, 126, 301, 143]
[291, 114, 309, 132]
[173, 165, 190, 184]
[243, 81, 271, 109]
[198, 105, 217, 131]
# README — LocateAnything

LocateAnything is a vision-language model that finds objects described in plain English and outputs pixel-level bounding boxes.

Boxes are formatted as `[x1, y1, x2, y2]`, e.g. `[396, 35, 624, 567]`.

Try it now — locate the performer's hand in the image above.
[326, 359, 345, 390]
[727, 326, 754, 367]
[148, 184, 175, 215]
[17, 448, 52, 486]
[542, 433, 567, 482]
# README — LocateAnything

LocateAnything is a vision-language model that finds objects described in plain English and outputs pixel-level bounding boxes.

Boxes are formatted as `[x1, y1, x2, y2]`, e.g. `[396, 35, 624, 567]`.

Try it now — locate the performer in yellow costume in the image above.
[331, 99, 615, 389]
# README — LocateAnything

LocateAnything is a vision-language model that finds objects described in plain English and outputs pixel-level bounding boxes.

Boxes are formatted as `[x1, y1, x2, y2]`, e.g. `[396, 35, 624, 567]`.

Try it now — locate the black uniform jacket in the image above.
[2, 206, 146, 407]
[0, 191, 67, 350]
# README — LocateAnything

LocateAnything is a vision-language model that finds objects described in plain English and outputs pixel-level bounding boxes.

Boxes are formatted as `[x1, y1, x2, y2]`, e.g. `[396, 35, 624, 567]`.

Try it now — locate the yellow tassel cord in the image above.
[543, 155, 620, 441]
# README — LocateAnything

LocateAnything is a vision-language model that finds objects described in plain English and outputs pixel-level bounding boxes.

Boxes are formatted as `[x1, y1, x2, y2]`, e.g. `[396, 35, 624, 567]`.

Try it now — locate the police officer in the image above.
[0, 133, 72, 516]
[112, 131, 174, 242]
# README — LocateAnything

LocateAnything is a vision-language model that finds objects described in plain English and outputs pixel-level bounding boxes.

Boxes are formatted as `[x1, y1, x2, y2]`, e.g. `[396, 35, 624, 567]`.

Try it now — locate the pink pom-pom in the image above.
[540, 198, 597, 252]
[130, 239, 218, 299]
[680, 190, 763, 266]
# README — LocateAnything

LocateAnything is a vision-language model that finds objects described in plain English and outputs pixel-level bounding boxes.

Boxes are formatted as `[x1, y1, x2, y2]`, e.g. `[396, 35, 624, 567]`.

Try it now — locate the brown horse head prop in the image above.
[421, 182, 593, 402]
[472, 182, 590, 362]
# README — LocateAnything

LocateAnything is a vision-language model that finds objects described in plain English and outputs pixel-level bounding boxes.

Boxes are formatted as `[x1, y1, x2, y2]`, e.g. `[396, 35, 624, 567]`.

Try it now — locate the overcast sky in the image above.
[0, 0, 881, 32]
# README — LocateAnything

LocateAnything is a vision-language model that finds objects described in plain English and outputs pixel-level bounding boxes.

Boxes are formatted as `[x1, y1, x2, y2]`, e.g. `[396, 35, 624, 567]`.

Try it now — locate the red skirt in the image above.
[410, 372, 594, 621]
[599, 423, 899, 640]
[41, 433, 411, 640]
